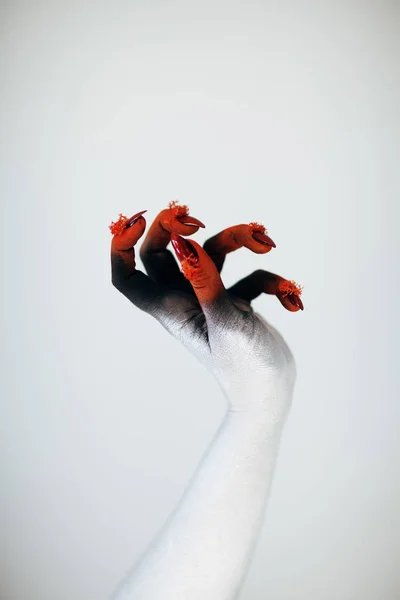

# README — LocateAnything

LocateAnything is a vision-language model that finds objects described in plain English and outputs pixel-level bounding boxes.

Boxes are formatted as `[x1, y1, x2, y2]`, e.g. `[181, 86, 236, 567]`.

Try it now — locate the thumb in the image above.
[170, 233, 238, 320]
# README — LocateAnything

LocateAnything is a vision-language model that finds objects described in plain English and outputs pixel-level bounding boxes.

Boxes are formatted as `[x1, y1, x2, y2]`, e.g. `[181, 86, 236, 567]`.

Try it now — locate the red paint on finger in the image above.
[278, 279, 304, 312]
[176, 215, 206, 228]
[126, 210, 147, 227]
[109, 210, 147, 235]
[170, 233, 199, 262]
[171, 233, 225, 301]
[109, 213, 130, 235]
[252, 231, 276, 248]
[171, 234, 201, 279]
[169, 200, 189, 217]
[168, 200, 205, 229]
[248, 221, 266, 234]
[180, 255, 201, 279]
[248, 222, 276, 248]
[290, 295, 304, 310]
[279, 279, 303, 298]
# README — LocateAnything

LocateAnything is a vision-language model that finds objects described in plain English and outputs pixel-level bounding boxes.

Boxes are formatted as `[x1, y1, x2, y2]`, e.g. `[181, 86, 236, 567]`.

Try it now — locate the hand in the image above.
[110, 201, 303, 418]
[110, 201, 304, 599]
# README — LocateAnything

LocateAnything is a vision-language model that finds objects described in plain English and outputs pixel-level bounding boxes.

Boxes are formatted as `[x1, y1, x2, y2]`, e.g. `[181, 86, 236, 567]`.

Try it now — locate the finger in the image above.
[170, 233, 240, 324]
[203, 221, 276, 273]
[139, 200, 205, 290]
[228, 269, 304, 313]
[110, 211, 170, 316]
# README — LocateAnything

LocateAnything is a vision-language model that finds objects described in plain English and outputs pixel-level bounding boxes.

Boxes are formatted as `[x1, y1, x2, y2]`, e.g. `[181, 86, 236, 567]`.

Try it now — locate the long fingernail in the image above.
[170, 233, 199, 261]
[176, 215, 206, 228]
[252, 231, 276, 248]
[288, 295, 304, 310]
[126, 210, 147, 228]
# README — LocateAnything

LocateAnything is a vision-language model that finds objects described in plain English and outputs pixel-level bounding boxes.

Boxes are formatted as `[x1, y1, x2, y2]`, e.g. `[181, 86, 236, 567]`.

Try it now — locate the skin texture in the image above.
[109, 201, 303, 600]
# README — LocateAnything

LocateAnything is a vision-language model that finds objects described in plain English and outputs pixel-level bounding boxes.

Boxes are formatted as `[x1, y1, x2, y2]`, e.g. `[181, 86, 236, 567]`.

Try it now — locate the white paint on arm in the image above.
[111, 399, 291, 600]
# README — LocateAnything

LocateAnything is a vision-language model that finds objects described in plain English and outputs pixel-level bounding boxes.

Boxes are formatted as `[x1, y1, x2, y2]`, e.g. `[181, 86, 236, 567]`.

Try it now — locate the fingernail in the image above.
[126, 210, 147, 228]
[289, 295, 304, 310]
[252, 231, 276, 248]
[176, 215, 206, 228]
[170, 233, 199, 262]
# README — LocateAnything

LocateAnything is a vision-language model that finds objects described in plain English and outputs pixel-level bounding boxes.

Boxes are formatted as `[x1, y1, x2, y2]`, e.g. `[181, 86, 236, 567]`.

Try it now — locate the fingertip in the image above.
[109, 211, 147, 235]
[279, 295, 304, 312]
[170, 233, 199, 262]
[176, 215, 206, 229]
[251, 231, 276, 249]
[170, 234, 227, 304]
[111, 214, 147, 251]
[126, 210, 147, 228]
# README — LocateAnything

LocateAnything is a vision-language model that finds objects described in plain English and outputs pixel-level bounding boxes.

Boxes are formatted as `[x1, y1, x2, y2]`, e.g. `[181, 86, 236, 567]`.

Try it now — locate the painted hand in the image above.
[110, 201, 304, 600]
[110, 201, 303, 417]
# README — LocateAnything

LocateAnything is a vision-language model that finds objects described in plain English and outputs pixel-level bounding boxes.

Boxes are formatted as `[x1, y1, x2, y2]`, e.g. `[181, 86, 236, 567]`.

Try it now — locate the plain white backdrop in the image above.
[1, 1, 399, 599]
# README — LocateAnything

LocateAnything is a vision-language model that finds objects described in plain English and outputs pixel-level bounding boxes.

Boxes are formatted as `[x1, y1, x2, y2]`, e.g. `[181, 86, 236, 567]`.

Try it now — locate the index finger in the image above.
[110, 211, 175, 319]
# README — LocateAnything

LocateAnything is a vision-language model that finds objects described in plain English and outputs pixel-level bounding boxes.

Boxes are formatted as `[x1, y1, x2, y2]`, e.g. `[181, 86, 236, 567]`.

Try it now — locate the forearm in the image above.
[112, 406, 288, 600]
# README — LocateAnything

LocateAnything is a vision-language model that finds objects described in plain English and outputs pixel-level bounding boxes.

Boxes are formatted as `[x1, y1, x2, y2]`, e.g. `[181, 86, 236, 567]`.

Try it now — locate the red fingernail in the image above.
[252, 231, 276, 248]
[170, 233, 199, 262]
[176, 215, 206, 228]
[126, 210, 147, 228]
[289, 295, 304, 310]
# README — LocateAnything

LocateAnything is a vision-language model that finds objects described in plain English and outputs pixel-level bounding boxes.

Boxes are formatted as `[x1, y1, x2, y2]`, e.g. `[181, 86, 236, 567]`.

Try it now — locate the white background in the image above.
[1, 1, 399, 599]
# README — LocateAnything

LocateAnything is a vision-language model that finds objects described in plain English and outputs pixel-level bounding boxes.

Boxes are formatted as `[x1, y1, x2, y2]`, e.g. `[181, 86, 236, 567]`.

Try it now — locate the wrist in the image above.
[220, 385, 293, 431]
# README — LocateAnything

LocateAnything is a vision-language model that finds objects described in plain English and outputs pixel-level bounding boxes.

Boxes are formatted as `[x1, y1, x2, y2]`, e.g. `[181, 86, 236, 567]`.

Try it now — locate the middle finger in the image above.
[140, 200, 205, 291]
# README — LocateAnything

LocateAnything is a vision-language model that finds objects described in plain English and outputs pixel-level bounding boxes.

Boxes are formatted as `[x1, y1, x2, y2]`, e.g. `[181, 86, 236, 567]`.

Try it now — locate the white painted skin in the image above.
[110, 253, 296, 600]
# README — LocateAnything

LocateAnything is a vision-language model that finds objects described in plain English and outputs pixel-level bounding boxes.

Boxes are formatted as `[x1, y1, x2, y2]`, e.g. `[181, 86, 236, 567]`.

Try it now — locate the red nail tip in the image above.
[170, 232, 199, 261]
[288, 295, 304, 310]
[127, 209, 147, 227]
[252, 231, 276, 248]
[109, 210, 147, 235]
[170, 236, 185, 261]
[176, 215, 206, 228]
[278, 279, 304, 311]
